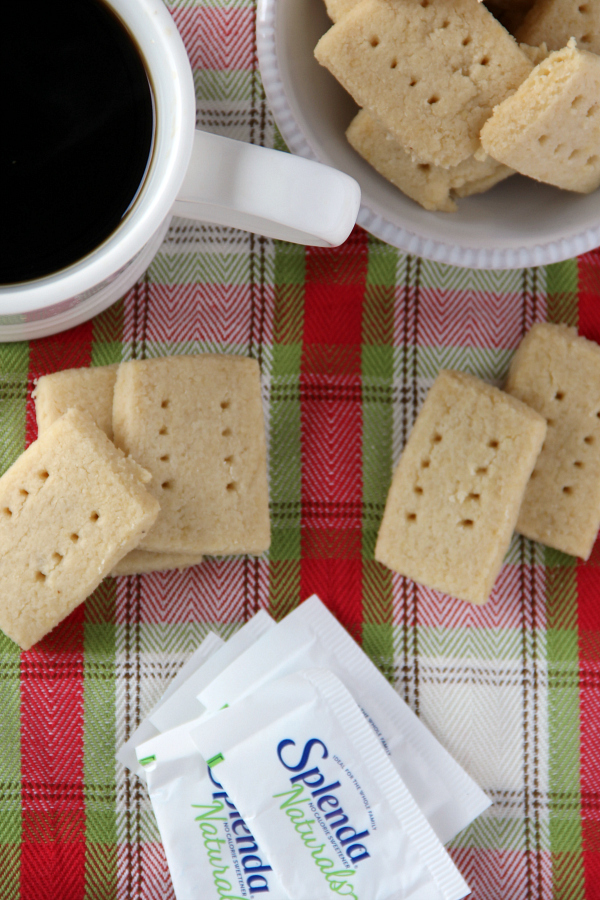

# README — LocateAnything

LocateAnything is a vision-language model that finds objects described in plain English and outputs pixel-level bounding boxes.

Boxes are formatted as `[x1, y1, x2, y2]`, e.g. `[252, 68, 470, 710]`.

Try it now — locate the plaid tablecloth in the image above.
[2, 2, 600, 898]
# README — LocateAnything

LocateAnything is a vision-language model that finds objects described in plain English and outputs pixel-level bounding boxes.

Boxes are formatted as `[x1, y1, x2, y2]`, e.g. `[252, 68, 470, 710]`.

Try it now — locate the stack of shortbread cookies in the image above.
[0, 355, 270, 650]
[315, 0, 600, 211]
[376, 323, 600, 604]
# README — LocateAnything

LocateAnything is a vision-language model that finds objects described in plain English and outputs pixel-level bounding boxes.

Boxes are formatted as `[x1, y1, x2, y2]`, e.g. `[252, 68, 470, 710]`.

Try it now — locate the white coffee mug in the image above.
[0, 0, 361, 341]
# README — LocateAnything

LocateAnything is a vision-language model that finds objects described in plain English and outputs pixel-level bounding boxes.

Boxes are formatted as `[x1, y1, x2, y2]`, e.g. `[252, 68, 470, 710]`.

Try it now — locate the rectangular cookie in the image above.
[0, 409, 159, 650]
[111, 550, 203, 577]
[516, 0, 600, 55]
[480, 43, 600, 193]
[505, 324, 600, 559]
[34, 363, 195, 575]
[112, 355, 270, 556]
[315, 0, 533, 167]
[346, 109, 513, 211]
[375, 370, 546, 604]
[34, 364, 119, 439]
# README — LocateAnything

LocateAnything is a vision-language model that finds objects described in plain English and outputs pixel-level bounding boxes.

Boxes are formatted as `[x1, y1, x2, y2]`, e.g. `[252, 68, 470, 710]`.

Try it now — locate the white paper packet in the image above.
[189, 668, 471, 900]
[149, 610, 276, 733]
[116, 630, 224, 776]
[136, 717, 290, 900]
[196, 595, 490, 844]
[117, 610, 275, 775]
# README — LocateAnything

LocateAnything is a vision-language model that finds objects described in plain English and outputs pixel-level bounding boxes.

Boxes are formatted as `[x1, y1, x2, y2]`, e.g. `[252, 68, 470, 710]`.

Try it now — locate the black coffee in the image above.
[1, 0, 154, 285]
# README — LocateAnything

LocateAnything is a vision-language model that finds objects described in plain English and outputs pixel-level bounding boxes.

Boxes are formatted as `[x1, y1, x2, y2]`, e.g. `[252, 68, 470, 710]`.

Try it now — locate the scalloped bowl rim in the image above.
[256, 0, 600, 269]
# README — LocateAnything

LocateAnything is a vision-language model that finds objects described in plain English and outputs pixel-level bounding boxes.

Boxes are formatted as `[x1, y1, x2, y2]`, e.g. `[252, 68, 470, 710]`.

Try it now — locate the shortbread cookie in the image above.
[315, 0, 533, 167]
[325, 0, 361, 21]
[34, 363, 193, 574]
[34, 364, 119, 439]
[375, 370, 546, 604]
[0, 409, 159, 650]
[112, 355, 270, 555]
[505, 324, 600, 559]
[111, 550, 203, 577]
[519, 41, 549, 65]
[480, 44, 600, 193]
[517, 0, 600, 55]
[347, 109, 513, 211]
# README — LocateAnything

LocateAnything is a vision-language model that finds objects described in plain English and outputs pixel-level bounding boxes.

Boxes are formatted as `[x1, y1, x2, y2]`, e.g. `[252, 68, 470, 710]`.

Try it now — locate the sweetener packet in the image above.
[190, 668, 471, 900]
[117, 631, 223, 777]
[136, 717, 290, 900]
[117, 610, 274, 775]
[196, 595, 490, 844]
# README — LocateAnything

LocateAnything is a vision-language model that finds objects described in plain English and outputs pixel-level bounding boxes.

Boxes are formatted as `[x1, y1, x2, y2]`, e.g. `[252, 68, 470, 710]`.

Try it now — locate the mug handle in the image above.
[171, 130, 361, 247]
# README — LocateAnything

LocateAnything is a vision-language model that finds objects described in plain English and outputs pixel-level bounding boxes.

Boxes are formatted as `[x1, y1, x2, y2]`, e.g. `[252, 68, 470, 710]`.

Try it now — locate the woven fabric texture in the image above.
[2, 2, 600, 898]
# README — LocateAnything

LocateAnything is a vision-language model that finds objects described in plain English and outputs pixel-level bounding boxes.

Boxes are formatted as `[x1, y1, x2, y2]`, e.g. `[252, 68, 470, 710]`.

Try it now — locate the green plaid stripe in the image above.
[0, 343, 27, 900]
[84, 583, 118, 900]
[268, 240, 305, 621]
[0, 633, 21, 900]
[362, 237, 397, 676]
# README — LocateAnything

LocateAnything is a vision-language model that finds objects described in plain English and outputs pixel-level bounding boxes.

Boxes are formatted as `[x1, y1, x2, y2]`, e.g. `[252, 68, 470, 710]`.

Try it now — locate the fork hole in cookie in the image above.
[563, 485, 574, 495]
[406, 512, 417, 522]
[554, 391, 565, 400]
[39, 470, 49, 480]
[587, 104, 598, 118]
[479, 56, 489, 66]
[421, 458, 430, 469]
[432, 433, 442, 443]
[390, 58, 397, 68]
[226, 482, 238, 493]
[161, 481, 173, 490]
[547, 419, 555, 427]
[571, 95, 585, 110]
[461, 35, 471, 46]
[414, 486, 423, 495]
[19, 489, 29, 498]
[70, 533, 79, 542]
[159, 426, 168, 436]
[467, 492, 480, 501]
[581, 32, 592, 42]
[220, 400, 230, 410]
[584, 435, 594, 444]
[476, 466, 488, 475]
[409, 77, 418, 87]
[224, 455, 233, 465]
[488, 439, 499, 449]
[161, 399, 169, 409]
[90, 512, 99, 523]
[538, 134, 549, 145]
[574, 460, 584, 468]
[160, 454, 169, 462]
[427, 95, 439, 105]
[35, 571, 46, 583]
[588, 155, 599, 166]
[418, 163, 430, 171]
[370, 36, 380, 47]
[3, 507, 12, 517]
[222, 427, 232, 437]
[459, 519, 474, 528]
[579, 3, 589, 10]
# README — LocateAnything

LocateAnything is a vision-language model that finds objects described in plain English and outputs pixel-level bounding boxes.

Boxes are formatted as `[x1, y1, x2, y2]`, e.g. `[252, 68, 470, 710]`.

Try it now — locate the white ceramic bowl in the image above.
[257, 0, 600, 269]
